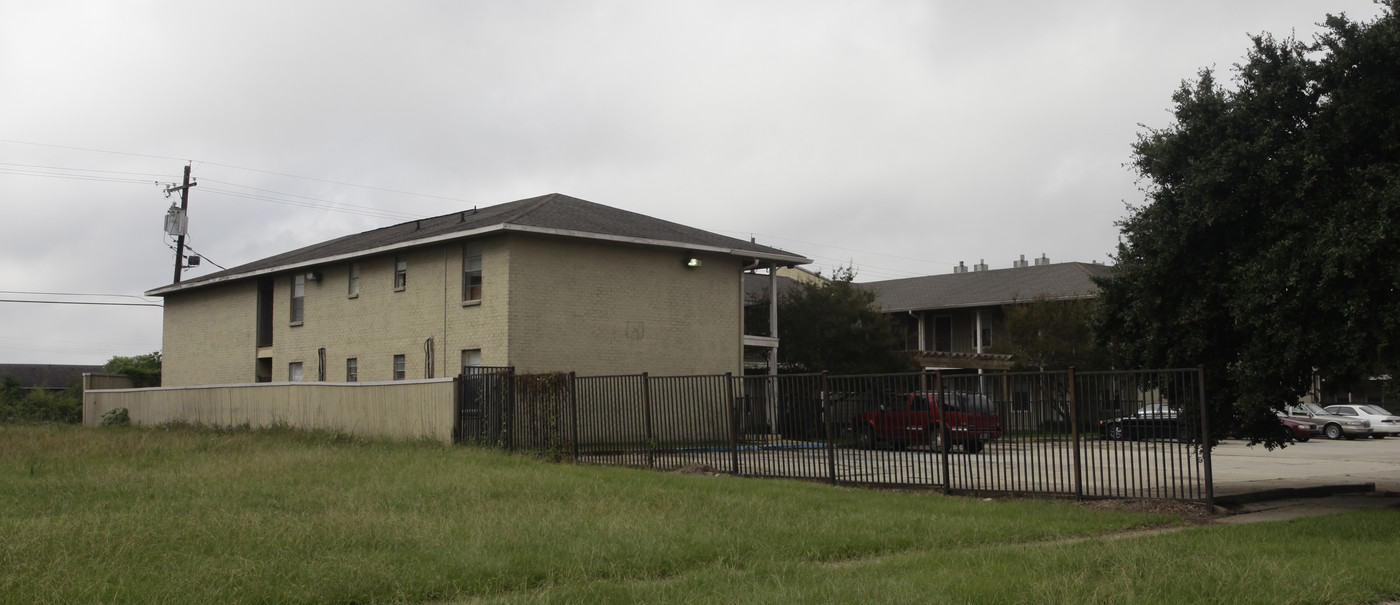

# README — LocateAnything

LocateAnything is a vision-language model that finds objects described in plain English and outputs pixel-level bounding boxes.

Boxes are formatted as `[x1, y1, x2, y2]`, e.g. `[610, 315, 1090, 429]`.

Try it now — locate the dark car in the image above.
[1099, 404, 1183, 440]
[1277, 413, 1322, 442]
[851, 391, 1002, 453]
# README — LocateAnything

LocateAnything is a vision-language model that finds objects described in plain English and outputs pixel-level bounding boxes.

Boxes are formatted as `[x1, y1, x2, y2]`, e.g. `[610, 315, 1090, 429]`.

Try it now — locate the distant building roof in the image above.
[148, 193, 811, 296]
[0, 364, 102, 389]
[860, 262, 1114, 312]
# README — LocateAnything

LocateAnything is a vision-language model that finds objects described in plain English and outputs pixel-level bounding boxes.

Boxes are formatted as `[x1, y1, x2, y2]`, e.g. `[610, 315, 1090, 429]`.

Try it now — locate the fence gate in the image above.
[456, 366, 514, 446]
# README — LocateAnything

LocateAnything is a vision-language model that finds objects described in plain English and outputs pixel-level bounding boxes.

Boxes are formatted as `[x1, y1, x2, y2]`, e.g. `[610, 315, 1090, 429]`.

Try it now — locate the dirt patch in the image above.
[1074, 497, 1217, 524]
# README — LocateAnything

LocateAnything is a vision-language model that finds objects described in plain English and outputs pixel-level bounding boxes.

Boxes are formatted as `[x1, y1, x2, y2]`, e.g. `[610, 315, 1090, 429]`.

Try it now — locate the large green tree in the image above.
[104, 352, 162, 387]
[776, 267, 916, 375]
[992, 297, 1111, 371]
[1094, 2, 1400, 445]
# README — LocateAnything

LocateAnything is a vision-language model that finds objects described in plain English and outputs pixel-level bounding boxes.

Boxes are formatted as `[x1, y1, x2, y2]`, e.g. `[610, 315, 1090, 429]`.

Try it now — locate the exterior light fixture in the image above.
[686, 257, 702, 268]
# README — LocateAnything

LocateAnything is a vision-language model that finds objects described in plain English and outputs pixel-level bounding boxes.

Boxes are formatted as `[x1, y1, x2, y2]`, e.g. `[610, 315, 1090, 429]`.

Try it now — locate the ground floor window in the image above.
[461, 349, 482, 374]
[346, 358, 358, 382]
[289, 362, 303, 382]
[393, 354, 406, 380]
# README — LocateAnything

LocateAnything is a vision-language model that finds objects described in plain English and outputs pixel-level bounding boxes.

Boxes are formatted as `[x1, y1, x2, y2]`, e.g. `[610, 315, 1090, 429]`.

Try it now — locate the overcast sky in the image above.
[0, 0, 1386, 365]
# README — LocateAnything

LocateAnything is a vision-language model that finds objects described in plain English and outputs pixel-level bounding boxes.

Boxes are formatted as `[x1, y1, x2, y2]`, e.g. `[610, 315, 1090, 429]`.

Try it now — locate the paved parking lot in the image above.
[590, 434, 1400, 501]
[1211, 435, 1400, 496]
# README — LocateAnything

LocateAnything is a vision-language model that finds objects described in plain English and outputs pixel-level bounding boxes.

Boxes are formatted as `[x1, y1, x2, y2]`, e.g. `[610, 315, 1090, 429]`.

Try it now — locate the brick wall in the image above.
[160, 232, 744, 385]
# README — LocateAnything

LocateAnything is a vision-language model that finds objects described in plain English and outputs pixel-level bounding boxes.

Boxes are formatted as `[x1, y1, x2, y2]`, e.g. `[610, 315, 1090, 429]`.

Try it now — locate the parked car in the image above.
[1277, 413, 1323, 442]
[851, 391, 1002, 453]
[1283, 403, 1371, 440]
[1323, 404, 1400, 438]
[1099, 404, 1184, 441]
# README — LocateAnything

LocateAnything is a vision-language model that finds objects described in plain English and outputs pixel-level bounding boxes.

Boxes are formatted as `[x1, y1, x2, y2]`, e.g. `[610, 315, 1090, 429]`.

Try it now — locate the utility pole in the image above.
[165, 164, 197, 283]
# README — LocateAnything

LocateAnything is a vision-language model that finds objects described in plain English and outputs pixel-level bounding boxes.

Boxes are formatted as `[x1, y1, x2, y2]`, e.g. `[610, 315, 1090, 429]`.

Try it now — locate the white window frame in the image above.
[463, 243, 483, 302]
[394, 256, 407, 290]
[348, 263, 360, 298]
[290, 274, 305, 323]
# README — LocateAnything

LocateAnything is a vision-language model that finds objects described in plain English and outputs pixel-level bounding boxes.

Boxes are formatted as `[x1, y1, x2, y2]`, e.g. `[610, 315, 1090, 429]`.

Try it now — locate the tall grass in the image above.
[3, 424, 1392, 604]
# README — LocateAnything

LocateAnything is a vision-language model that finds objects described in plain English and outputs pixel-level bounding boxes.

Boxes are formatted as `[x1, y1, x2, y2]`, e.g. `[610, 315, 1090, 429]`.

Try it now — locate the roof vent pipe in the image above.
[953, 261, 968, 274]
[1035, 253, 1050, 266]
[1013, 254, 1029, 268]
[974, 259, 988, 272]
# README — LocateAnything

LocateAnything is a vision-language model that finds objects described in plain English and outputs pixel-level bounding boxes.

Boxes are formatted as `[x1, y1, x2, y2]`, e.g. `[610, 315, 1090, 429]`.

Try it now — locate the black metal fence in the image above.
[456, 368, 1212, 504]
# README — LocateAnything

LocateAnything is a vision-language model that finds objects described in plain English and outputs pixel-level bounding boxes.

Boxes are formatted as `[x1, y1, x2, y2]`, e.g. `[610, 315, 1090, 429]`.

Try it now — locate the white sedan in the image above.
[1325, 404, 1400, 438]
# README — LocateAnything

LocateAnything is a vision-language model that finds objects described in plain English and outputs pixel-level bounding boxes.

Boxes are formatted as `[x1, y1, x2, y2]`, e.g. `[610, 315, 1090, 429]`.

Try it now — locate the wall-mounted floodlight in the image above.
[686, 257, 702, 268]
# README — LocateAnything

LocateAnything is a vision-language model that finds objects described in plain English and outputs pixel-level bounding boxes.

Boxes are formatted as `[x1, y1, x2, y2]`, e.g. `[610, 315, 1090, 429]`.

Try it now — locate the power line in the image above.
[0, 290, 159, 302]
[0, 299, 162, 307]
[0, 138, 478, 207]
[198, 178, 421, 220]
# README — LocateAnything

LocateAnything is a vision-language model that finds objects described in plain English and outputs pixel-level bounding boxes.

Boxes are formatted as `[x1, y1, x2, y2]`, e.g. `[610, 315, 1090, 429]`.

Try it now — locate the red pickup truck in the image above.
[852, 391, 1002, 453]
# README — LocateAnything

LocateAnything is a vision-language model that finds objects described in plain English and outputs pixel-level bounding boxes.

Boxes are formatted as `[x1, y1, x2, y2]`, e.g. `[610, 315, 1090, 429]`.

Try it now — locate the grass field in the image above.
[2, 423, 1397, 604]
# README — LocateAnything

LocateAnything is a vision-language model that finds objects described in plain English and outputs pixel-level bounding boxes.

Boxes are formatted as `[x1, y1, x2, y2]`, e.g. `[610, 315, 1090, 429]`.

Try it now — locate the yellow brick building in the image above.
[148, 194, 808, 386]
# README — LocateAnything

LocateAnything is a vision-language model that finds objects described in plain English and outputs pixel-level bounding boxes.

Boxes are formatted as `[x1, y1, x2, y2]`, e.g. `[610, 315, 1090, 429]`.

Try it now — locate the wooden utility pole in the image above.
[165, 164, 197, 283]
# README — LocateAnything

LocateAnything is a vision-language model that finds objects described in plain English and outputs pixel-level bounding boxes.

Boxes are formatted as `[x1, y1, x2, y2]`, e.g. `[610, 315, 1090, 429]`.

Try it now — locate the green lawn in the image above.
[1, 424, 1396, 604]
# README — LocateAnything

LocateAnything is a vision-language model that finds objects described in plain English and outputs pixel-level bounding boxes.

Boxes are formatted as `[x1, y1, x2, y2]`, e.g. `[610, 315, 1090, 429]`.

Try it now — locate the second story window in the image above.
[463, 243, 482, 301]
[291, 274, 305, 323]
[348, 263, 360, 297]
[394, 256, 407, 290]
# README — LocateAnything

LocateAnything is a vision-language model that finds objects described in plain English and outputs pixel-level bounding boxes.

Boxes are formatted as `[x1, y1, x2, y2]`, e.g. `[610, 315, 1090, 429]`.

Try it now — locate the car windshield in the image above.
[1300, 403, 1329, 415]
[951, 393, 996, 414]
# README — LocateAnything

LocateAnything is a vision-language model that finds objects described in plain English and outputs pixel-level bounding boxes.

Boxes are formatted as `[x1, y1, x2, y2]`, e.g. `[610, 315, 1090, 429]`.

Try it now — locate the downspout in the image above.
[741, 258, 761, 377]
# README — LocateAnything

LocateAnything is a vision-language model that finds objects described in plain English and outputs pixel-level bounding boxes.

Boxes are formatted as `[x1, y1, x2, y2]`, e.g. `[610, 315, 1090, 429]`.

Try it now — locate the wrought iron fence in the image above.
[455, 367, 1212, 503]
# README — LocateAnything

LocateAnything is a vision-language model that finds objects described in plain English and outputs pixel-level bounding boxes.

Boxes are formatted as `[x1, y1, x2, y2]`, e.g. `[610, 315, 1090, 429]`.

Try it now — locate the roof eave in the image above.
[146, 223, 810, 297]
[879, 292, 1100, 313]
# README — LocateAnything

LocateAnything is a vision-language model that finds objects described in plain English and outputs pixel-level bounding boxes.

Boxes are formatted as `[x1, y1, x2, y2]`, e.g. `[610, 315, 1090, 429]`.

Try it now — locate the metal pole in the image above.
[1198, 365, 1214, 508]
[167, 164, 196, 283]
[642, 372, 653, 468]
[823, 372, 836, 485]
[937, 370, 950, 495]
[1069, 367, 1083, 500]
[726, 373, 739, 475]
[569, 372, 580, 462]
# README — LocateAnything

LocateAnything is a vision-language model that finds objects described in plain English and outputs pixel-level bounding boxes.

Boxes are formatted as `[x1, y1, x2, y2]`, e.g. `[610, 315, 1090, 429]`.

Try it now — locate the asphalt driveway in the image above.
[1211, 435, 1400, 496]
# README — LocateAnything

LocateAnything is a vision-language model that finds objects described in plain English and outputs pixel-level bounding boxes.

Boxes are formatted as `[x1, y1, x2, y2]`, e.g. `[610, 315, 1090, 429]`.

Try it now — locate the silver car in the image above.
[1324, 404, 1400, 439]
[1284, 403, 1372, 440]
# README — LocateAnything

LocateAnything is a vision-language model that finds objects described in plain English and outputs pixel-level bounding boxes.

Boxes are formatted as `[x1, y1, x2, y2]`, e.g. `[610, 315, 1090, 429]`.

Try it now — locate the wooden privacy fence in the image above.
[457, 368, 1214, 504]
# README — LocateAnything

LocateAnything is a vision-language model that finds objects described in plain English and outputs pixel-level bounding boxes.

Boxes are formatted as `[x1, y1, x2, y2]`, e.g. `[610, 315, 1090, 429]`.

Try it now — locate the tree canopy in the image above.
[105, 352, 163, 387]
[776, 267, 916, 375]
[1094, 2, 1400, 445]
[991, 296, 1111, 371]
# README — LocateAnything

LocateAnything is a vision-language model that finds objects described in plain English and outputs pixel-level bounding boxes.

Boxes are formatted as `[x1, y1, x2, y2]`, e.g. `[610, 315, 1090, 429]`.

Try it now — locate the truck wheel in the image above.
[856, 427, 875, 450]
[1324, 424, 1343, 440]
[928, 427, 947, 453]
[963, 440, 985, 454]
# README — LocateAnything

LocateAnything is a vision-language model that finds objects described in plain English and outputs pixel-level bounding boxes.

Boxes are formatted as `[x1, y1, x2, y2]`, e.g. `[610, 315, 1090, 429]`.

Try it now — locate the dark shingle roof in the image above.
[0, 364, 103, 389]
[860, 262, 1114, 312]
[148, 193, 809, 296]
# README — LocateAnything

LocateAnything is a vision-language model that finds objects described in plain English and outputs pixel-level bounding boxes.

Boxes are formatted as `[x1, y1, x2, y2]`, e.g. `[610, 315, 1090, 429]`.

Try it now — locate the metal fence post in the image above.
[452, 373, 462, 445]
[822, 371, 837, 485]
[937, 370, 950, 495]
[568, 372, 579, 462]
[641, 372, 653, 468]
[726, 373, 739, 475]
[1069, 366, 1082, 500]
[1198, 365, 1214, 508]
